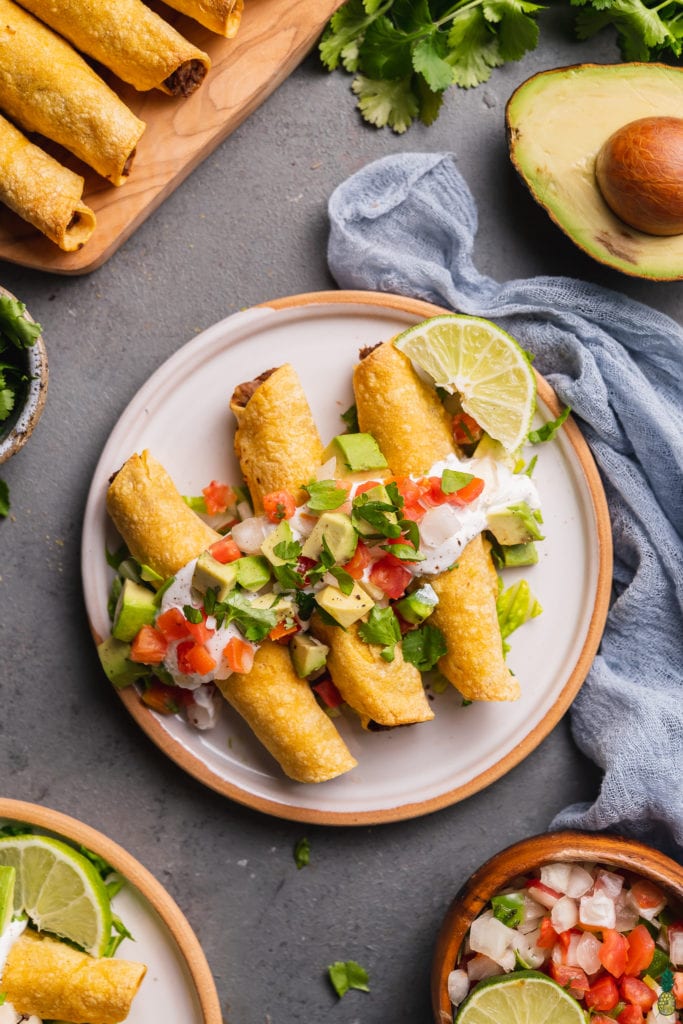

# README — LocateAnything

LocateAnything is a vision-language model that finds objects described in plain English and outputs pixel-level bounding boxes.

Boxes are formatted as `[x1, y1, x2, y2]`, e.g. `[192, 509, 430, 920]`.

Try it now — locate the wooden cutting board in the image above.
[0, 0, 344, 274]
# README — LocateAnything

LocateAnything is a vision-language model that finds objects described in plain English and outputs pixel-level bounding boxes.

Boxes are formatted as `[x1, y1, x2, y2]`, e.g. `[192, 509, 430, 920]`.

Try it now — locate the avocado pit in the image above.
[595, 116, 683, 236]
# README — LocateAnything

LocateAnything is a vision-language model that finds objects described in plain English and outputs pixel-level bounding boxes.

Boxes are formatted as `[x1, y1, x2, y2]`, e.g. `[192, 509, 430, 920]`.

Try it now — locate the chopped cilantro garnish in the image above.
[379, 542, 424, 562]
[385, 480, 403, 508]
[340, 403, 359, 432]
[273, 538, 303, 562]
[328, 960, 370, 998]
[441, 469, 474, 494]
[304, 479, 349, 512]
[328, 566, 355, 595]
[293, 837, 310, 869]
[351, 494, 402, 538]
[105, 542, 128, 570]
[183, 605, 203, 624]
[402, 624, 447, 671]
[357, 606, 401, 662]
[107, 576, 123, 621]
[294, 590, 316, 620]
[273, 563, 306, 591]
[215, 591, 278, 641]
[399, 518, 420, 549]
[153, 575, 175, 607]
[528, 406, 571, 445]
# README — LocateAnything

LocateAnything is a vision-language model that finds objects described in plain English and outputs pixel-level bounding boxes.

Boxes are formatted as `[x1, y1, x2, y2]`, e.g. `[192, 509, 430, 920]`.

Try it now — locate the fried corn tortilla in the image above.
[0, 113, 95, 250]
[19, 0, 210, 96]
[353, 340, 519, 703]
[0, 0, 145, 184]
[217, 641, 357, 783]
[163, 0, 243, 36]
[106, 450, 220, 579]
[2, 929, 146, 1024]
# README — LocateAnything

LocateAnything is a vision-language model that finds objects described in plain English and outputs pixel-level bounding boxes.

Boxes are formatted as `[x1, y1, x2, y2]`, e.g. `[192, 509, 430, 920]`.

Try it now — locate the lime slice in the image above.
[0, 864, 16, 932]
[394, 315, 536, 453]
[0, 835, 112, 956]
[455, 970, 585, 1024]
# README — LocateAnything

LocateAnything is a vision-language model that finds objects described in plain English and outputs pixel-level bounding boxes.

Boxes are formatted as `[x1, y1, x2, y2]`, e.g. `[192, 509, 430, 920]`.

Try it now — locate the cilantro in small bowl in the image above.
[0, 289, 47, 466]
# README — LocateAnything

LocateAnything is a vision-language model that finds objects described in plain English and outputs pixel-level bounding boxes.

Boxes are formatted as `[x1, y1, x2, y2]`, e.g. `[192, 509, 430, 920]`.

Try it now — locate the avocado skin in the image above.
[506, 62, 683, 281]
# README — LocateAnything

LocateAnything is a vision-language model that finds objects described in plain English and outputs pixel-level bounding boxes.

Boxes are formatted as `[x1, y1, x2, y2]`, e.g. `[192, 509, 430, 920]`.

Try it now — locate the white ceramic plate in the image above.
[82, 291, 612, 825]
[0, 798, 221, 1023]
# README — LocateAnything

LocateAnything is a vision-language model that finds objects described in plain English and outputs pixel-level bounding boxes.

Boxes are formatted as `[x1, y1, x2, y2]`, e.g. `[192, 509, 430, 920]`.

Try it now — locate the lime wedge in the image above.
[394, 315, 536, 453]
[0, 864, 16, 933]
[455, 970, 585, 1024]
[0, 835, 112, 956]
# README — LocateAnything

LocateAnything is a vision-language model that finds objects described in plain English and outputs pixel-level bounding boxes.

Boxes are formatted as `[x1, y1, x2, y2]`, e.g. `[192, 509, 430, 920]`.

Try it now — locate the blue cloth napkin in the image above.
[327, 152, 683, 855]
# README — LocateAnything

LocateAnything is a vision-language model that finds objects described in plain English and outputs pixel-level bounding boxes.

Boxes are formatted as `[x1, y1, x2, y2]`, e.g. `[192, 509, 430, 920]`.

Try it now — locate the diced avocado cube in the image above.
[498, 542, 539, 567]
[325, 433, 388, 472]
[351, 483, 398, 537]
[111, 579, 157, 642]
[250, 594, 297, 618]
[394, 583, 439, 625]
[97, 636, 149, 689]
[316, 582, 374, 628]
[0, 865, 15, 933]
[486, 502, 545, 546]
[290, 634, 329, 678]
[235, 555, 271, 591]
[261, 521, 295, 567]
[301, 512, 358, 563]
[192, 552, 238, 601]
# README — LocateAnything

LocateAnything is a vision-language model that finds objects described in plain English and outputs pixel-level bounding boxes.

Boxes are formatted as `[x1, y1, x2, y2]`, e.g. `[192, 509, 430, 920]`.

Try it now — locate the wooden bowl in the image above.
[431, 830, 683, 1024]
[0, 286, 48, 465]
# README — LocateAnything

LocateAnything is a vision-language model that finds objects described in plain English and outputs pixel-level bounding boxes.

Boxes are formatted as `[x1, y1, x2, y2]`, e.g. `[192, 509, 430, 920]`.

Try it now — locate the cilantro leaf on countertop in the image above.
[293, 837, 310, 869]
[328, 960, 370, 998]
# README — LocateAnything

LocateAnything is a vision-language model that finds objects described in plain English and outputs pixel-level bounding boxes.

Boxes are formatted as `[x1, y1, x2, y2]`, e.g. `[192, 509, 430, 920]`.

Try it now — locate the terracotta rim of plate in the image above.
[104, 289, 612, 825]
[0, 286, 48, 465]
[0, 797, 223, 1024]
[431, 829, 683, 1024]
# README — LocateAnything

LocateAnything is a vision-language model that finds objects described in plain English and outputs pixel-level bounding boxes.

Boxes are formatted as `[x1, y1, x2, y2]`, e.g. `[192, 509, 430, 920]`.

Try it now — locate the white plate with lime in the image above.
[0, 798, 221, 1024]
[82, 290, 612, 825]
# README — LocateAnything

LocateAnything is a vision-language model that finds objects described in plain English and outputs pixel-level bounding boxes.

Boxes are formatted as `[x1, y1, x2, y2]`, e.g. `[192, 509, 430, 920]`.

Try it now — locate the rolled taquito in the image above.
[0, 0, 145, 185]
[18, 0, 210, 96]
[163, 0, 243, 36]
[217, 641, 357, 783]
[2, 928, 145, 1024]
[231, 364, 433, 729]
[106, 450, 220, 579]
[353, 341, 520, 702]
[0, 113, 96, 250]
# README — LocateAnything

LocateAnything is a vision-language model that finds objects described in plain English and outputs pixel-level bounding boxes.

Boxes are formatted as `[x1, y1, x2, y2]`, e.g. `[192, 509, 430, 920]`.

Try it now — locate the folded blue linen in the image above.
[327, 152, 683, 854]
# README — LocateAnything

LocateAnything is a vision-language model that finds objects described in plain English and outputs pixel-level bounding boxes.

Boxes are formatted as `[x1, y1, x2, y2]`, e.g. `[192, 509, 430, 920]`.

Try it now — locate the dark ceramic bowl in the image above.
[0, 286, 48, 464]
[431, 831, 683, 1024]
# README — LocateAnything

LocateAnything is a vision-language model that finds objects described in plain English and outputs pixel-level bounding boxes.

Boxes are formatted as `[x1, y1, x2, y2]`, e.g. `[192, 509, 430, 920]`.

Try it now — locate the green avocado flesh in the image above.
[507, 63, 683, 280]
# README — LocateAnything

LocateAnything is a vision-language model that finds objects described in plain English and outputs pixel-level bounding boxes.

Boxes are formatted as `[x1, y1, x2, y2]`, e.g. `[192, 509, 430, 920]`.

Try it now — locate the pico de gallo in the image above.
[448, 862, 683, 1023]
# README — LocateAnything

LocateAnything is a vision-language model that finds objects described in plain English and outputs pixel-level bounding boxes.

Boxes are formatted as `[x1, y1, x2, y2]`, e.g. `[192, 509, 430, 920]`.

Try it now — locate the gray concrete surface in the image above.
[0, 6, 680, 1022]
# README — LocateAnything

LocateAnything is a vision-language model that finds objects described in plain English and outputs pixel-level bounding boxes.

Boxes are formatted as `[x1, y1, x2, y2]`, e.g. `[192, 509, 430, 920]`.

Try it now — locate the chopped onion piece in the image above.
[527, 881, 561, 910]
[565, 866, 595, 899]
[236, 499, 252, 521]
[466, 954, 501, 982]
[498, 949, 517, 972]
[514, 931, 545, 969]
[579, 891, 616, 929]
[614, 891, 640, 932]
[540, 863, 573, 894]
[551, 896, 579, 934]
[576, 931, 603, 975]
[522, 894, 546, 923]
[315, 457, 338, 481]
[469, 915, 517, 963]
[419, 504, 461, 547]
[231, 516, 272, 554]
[564, 930, 582, 968]
[448, 969, 469, 1006]
[595, 870, 624, 900]
[670, 929, 683, 966]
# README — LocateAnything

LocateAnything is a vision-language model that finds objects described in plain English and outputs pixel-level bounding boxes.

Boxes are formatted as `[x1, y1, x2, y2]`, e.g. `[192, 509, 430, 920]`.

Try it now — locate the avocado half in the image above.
[506, 63, 683, 281]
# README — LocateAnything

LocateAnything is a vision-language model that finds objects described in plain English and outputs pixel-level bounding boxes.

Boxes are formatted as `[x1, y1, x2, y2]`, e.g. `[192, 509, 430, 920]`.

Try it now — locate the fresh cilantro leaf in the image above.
[385, 480, 403, 509]
[446, 8, 503, 88]
[183, 605, 203, 624]
[293, 837, 310, 869]
[402, 623, 447, 671]
[0, 388, 14, 422]
[203, 588, 217, 616]
[219, 591, 278, 642]
[358, 606, 401, 661]
[273, 538, 303, 562]
[273, 563, 306, 591]
[294, 589, 316, 620]
[441, 468, 474, 494]
[415, 73, 445, 124]
[341, 403, 359, 432]
[380, 542, 424, 561]
[182, 495, 208, 514]
[304, 480, 348, 512]
[328, 960, 370, 998]
[105, 542, 128, 570]
[483, 0, 542, 61]
[329, 566, 355, 595]
[319, 0, 376, 70]
[412, 30, 454, 91]
[0, 475, 9, 516]
[573, 0, 675, 59]
[352, 74, 419, 133]
[0, 297, 41, 349]
[399, 518, 420, 549]
[392, 0, 432, 31]
[358, 15, 414, 78]
[351, 494, 402, 537]
[528, 406, 570, 444]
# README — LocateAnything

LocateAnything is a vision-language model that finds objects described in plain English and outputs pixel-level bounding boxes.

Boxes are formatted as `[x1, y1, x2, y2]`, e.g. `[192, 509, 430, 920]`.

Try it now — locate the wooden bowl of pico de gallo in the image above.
[432, 831, 683, 1024]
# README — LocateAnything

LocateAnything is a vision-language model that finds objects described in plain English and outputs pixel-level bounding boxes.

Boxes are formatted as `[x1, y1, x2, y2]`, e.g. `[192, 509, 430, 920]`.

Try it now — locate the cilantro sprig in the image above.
[0, 297, 42, 515]
[320, 0, 543, 133]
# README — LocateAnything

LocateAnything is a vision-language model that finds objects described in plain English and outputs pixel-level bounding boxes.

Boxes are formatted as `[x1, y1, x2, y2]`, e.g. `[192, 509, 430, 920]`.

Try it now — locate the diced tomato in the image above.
[537, 917, 559, 949]
[141, 680, 182, 714]
[592, 1016, 619, 1024]
[422, 476, 449, 507]
[176, 640, 215, 676]
[395, 477, 429, 506]
[202, 480, 236, 516]
[620, 976, 657, 1011]
[224, 636, 254, 674]
[630, 879, 665, 911]
[549, 962, 589, 999]
[343, 540, 371, 580]
[401, 502, 427, 523]
[263, 490, 296, 522]
[312, 677, 344, 708]
[585, 974, 620, 1012]
[354, 480, 382, 496]
[673, 972, 683, 1010]
[268, 620, 300, 643]
[624, 924, 655, 976]
[369, 554, 412, 599]
[444, 476, 485, 506]
[209, 536, 242, 563]
[156, 607, 191, 642]
[599, 928, 629, 978]
[617, 1007, 644, 1024]
[130, 625, 168, 664]
[452, 412, 483, 446]
[185, 613, 215, 644]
